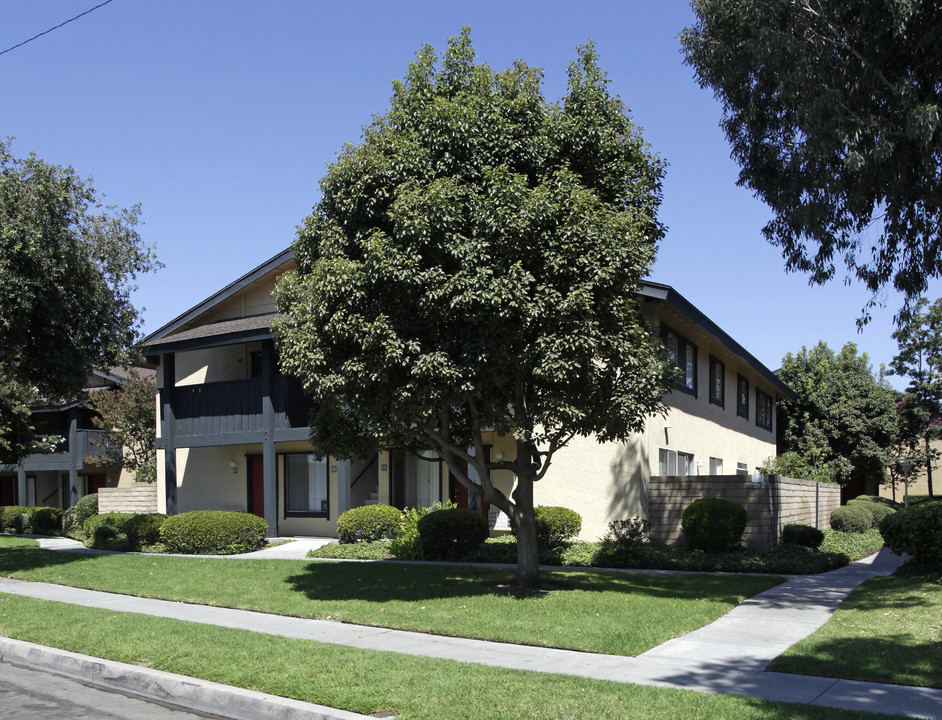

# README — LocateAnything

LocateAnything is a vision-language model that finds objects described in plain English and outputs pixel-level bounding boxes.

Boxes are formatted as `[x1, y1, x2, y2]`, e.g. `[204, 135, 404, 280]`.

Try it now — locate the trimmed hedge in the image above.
[830, 504, 873, 533]
[848, 496, 896, 527]
[31, 507, 63, 535]
[532, 506, 582, 548]
[1, 506, 30, 533]
[0, 506, 64, 535]
[880, 501, 942, 570]
[782, 523, 824, 549]
[417, 507, 489, 560]
[681, 497, 748, 552]
[63, 493, 99, 535]
[337, 504, 403, 543]
[159, 511, 268, 555]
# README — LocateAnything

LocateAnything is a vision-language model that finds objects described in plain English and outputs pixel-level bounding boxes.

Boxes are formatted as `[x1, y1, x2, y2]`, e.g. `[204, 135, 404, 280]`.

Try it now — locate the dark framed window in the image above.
[737, 375, 749, 419]
[249, 351, 263, 378]
[663, 325, 697, 396]
[709, 356, 725, 407]
[736, 462, 749, 475]
[283, 453, 329, 518]
[756, 389, 773, 431]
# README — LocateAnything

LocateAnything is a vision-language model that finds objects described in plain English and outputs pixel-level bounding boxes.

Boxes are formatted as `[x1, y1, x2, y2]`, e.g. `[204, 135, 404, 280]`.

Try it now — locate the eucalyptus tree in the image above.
[682, 0, 942, 325]
[274, 30, 672, 590]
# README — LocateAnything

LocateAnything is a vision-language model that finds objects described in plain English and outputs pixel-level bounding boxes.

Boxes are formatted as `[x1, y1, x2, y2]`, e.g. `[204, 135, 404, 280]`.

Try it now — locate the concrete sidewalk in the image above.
[1, 546, 939, 719]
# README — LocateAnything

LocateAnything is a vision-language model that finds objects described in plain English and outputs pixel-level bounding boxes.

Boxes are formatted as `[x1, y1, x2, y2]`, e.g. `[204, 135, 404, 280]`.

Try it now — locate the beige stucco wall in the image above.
[174, 342, 262, 387]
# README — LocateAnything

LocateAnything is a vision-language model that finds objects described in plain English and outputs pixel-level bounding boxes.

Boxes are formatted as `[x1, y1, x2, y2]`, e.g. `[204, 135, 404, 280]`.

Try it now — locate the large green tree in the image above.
[889, 297, 942, 496]
[0, 140, 158, 463]
[86, 374, 158, 483]
[274, 30, 672, 590]
[777, 342, 898, 490]
[682, 0, 942, 324]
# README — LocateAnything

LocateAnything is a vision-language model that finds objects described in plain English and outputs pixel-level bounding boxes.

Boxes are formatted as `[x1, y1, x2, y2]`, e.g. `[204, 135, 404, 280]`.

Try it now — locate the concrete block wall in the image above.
[98, 484, 159, 514]
[647, 475, 840, 551]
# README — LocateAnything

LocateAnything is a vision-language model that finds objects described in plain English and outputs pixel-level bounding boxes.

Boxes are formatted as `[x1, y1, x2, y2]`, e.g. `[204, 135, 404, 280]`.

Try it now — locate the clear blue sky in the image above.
[3, 0, 935, 386]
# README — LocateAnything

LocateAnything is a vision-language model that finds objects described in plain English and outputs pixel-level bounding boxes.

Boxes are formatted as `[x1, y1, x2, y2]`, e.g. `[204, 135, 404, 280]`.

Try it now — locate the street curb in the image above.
[0, 637, 375, 720]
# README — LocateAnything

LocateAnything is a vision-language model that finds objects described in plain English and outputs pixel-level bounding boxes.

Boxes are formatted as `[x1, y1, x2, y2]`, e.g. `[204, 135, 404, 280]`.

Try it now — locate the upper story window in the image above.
[737, 375, 749, 419]
[709, 356, 725, 407]
[663, 325, 697, 396]
[756, 388, 773, 431]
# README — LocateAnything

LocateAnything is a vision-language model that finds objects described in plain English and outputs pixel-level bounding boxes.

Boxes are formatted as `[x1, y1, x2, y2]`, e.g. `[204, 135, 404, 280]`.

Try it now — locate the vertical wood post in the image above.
[68, 409, 79, 508]
[161, 353, 178, 515]
[262, 340, 278, 536]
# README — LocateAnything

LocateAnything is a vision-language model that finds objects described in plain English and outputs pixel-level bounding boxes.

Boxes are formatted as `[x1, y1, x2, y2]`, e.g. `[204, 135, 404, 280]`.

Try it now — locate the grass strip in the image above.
[0, 539, 780, 656]
[768, 572, 942, 688]
[0, 593, 899, 720]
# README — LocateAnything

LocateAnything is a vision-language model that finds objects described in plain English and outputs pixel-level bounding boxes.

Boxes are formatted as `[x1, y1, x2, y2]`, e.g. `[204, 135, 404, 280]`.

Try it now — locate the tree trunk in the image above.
[511, 472, 540, 591]
[926, 436, 935, 497]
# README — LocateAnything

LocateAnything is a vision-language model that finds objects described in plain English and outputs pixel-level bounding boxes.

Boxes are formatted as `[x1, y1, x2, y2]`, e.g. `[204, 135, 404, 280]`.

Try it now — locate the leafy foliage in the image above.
[777, 342, 898, 487]
[682, 1, 942, 324]
[86, 374, 157, 481]
[273, 29, 671, 589]
[336, 504, 403, 543]
[83, 511, 167, 551]
[847, 495, 897, 527]
[681, 497, 748, 553]
[0, 141, 159, 462]
[830, 504, 873, 533]
[880, 501, 942, 570]
[388, 500, 456, 560]
[417, 506, 489, 560]
[159, 511, 268, 555]
[62, 493, 99, 537]
[602, 517, 650, 550]
[759, 451, 836, 484]
[515, 506, 582, 548]
[781, 523, 825, 549]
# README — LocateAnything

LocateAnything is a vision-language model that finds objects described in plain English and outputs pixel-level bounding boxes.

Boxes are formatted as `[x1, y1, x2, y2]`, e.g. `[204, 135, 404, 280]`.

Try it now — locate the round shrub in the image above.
[336, 504, 403, 543]
[85, 512, 135, 540]
[124, 513, 167, 549]
[91, 524, 131, 552]
[603, 517, 650, 550]
[781, 523, 824, 549]
[159, 511, 268, 555]
[64, 493, 99, 535]
[13, 512, 32, 534]
[417, 507, 489, 560]
[531, 506, 582, 548]
[1, 506, 30, 533]
[681, 497, 748, 553]
[830, 504, 873, 533]
[30, 507, 63, 535]
[848, 497, 896, 527]
[880, 501, 942, 569]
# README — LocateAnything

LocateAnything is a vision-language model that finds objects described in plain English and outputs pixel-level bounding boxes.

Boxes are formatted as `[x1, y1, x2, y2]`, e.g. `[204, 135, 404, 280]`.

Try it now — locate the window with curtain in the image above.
[284, 454, 329, 517]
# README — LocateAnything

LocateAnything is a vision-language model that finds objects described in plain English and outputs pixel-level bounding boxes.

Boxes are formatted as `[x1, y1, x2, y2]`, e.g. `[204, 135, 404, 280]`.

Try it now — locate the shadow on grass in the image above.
[0, 546, 106, 575]
[283, 561, 777, 604]
[768, 634, 942, 688]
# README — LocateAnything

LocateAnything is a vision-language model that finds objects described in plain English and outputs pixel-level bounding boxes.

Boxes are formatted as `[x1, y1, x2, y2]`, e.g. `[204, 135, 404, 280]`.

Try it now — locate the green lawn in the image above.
[0, 593, 899, 720]
[0, 538, 779, 656]
[768, 572, 942, 688]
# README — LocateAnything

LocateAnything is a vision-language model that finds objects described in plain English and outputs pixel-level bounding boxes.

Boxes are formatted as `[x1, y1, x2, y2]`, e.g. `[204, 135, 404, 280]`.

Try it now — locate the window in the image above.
[737, 375, 749, 419]
[709, 457, 723, 475]
[284, 454, 329, 517]
[756, 388, 773, 431]
[663, 325, 697, 395]
[677, 451, 695, 475]
[658, 448, 676, 475]
[249, 351, 263, 378]
[709, 356, 725, 407]
[736, 462, 749, 476]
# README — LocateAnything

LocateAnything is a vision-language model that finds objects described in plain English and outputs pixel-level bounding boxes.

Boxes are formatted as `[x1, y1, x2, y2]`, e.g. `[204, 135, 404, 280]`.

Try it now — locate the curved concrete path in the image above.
[1, 543, 939, 719]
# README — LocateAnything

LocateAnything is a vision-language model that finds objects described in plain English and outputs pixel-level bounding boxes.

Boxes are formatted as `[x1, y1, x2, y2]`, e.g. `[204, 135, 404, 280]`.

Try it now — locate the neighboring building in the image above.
[141, 249, 792, 540]
[0, 369, 139, 509]
[880, 439, 939, 503]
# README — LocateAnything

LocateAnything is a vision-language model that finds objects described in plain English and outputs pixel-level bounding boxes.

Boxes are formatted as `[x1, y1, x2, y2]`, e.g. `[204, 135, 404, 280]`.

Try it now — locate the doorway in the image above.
[247, 455, 264, 518]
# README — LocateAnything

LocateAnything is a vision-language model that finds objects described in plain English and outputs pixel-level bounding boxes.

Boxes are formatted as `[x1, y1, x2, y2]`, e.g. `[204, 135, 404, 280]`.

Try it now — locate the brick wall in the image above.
[98, 483, 158, 514]
[647, 475, 840, 551]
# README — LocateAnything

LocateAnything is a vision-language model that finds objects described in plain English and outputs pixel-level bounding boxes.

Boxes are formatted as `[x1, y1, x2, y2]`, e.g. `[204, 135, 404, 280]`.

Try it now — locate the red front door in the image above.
[0, 477, 16, 506]
[248, 456, 264, 518]
[86, 475, 106, 495]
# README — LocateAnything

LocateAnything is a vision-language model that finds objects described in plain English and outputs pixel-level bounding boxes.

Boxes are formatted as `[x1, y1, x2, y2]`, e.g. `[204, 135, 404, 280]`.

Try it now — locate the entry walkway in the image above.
[2, 545, 939, 719]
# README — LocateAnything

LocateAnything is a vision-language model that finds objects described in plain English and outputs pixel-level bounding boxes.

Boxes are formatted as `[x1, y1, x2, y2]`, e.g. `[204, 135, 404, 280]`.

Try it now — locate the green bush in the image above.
[681, 497, 748, 552]
[529, 506, 582, 548]
[91, 524, 132, 552]
[159, 511, 268, 555]
[880, 501, 942, 570]
[830, 504, 873, 533]
[602, 517, 650, 550]
[30, 507, 63, 535]
[13, 512, 32, 534]
[84, 512, 135, 540]
[1, 506, 30, 532]
[124, 513, 167, 548]
[336, 504, 403, 543]
[781, 523, 824, 549]
[848, 496, 897, 527]
[63, 493, 99, 536]
[417, 507, 489, 560]
[389, 500, 455, 560]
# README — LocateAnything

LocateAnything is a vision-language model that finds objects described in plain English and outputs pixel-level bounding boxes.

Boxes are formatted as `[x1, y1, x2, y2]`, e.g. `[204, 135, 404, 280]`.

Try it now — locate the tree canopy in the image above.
[682, 0, 942, 324]
[274, 30, 672, 589]
[777, 342, 898, 489]
[0, 140, 158, 463]
[889, 297, 942, 495]
[86, 373, 158, 483]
